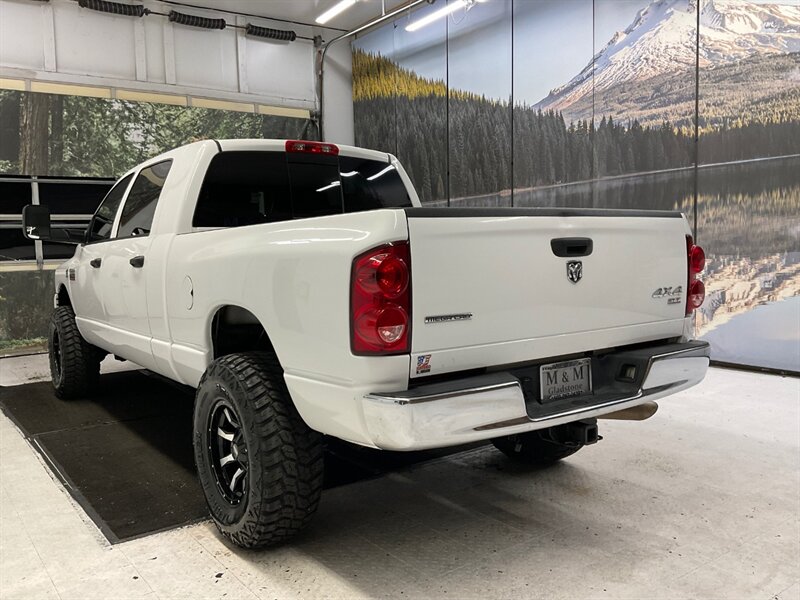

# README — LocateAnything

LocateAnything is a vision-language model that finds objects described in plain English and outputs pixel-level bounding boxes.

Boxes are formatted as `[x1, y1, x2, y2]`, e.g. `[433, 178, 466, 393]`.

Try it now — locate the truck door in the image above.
[98, 160, 172, 371]
[72, 173, 134, 346]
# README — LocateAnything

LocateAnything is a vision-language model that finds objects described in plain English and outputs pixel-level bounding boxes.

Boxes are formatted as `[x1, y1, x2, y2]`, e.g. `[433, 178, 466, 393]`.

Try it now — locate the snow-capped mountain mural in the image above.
[700, 0, 800, 58]
[351, 0, 800, 371]
[535, 0, 800, 125]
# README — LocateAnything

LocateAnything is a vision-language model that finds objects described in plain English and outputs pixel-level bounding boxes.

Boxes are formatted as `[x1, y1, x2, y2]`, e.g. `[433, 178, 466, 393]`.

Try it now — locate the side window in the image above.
[87, 173, 133, 243]
[117, 160, 172, 238]
[194, 152, 291, 228]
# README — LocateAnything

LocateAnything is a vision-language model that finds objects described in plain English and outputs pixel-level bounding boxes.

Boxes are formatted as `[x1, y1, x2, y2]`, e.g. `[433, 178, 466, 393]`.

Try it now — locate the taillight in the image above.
[686, 235, 706, 315]
[285, 140, 339, 155]
[688, 279, 705, 310]
[351, 242, 411, 355]
[689, 244, 705, 274]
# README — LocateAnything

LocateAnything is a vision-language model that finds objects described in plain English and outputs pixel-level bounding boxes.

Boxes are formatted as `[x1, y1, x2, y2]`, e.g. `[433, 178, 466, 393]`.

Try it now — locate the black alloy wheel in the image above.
[50, 327, 63, 386]
[193, 352, 324, 548]
[207, 401, 249, 505]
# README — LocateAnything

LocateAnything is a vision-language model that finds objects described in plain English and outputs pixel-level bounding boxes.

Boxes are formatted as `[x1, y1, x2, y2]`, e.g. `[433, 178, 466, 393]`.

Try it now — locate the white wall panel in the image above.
[143, 13, 165, 83]
[323, 41, 354, 145]
[0, 0, 355, 140]
[172, 23, 238, 92]
[0, 0, 325, 105]
[54, 1, 137, 79]
[0, 1, 46, 70]
[245, 33, 314, 101]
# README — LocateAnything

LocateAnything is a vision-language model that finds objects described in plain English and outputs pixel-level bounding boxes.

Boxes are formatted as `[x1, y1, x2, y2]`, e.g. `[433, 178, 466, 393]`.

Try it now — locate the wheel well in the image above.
[56, 285, 72, 308]
[211, 306, 275, 359]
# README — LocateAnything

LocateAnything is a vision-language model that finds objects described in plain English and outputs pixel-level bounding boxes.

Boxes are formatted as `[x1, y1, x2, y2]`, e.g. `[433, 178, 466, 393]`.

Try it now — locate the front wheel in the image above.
[193, 352, 324, 549]
[49, 306, 102, 399]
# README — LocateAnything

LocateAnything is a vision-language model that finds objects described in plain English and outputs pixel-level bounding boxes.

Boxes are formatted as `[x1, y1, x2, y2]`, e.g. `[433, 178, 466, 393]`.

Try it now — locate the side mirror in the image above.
[22, 205, 83, 245]
[22, 205, 51, 240]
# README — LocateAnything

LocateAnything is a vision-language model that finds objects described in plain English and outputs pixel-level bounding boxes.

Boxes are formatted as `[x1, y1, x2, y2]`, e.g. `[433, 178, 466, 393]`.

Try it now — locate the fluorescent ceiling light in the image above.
[316, 0, 357, 25]
[405, 0, 467, 32]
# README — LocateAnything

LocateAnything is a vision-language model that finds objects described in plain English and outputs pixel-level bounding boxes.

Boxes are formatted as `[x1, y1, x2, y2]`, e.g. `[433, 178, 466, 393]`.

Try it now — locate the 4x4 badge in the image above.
[567, 260, 582, 284]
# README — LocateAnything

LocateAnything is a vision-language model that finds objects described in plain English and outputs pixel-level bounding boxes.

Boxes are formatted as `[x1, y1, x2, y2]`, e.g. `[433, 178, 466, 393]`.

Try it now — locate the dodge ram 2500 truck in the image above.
[22, 139, 710, 548]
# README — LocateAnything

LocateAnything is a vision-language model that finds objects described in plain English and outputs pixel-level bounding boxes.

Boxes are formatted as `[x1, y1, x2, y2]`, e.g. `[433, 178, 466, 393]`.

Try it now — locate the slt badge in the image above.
[567, 260, 583, 284]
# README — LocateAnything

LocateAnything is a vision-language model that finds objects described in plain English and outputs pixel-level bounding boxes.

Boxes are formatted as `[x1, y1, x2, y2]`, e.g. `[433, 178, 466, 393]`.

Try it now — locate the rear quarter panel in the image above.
[163, 209, 411, 438]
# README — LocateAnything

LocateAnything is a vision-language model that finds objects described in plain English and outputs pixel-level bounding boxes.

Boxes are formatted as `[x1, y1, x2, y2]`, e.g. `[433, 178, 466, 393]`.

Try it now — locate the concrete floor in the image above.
[0, 354, 798, 600]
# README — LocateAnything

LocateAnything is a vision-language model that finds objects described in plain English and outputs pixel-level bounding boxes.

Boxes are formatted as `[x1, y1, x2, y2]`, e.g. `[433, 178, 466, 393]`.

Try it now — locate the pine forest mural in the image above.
[0, 91, 315, 178]
[353, 0, 800, 371]
[0, 91, 315, 353]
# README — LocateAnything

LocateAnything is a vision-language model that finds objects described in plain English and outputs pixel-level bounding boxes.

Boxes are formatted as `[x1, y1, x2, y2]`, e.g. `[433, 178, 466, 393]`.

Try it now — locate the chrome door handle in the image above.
[129, 256, 145, 268]
[90, 258, 102, 268]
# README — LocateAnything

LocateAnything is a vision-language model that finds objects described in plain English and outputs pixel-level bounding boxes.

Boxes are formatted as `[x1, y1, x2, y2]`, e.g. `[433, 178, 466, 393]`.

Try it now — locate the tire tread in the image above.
[50, 306, 101, 399]
[196, 352, 324, 549]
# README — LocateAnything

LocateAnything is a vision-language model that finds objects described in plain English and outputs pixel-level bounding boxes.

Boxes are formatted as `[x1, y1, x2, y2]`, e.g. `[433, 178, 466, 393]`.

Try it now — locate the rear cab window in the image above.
[193, 151, 411, 228]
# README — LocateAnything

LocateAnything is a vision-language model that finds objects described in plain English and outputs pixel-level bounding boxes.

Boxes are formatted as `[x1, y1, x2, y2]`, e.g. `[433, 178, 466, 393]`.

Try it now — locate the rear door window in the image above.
[194, 152, 291, 228]
[194, 151, 412, 228]
[116, 160, 172, 238]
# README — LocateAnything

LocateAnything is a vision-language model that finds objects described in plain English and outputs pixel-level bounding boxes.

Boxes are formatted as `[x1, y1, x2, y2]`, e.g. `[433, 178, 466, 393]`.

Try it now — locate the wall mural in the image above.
[0, 90, 316, 178]
[695, 2, 800, 372]
[353, 0, 800, 372]
[0, 90, 316, 355]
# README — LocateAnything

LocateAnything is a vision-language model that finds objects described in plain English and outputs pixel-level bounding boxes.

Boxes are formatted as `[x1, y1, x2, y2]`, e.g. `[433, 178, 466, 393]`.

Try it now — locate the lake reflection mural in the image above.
[353, 0, 800, 371]
[695, 158, 800, 371]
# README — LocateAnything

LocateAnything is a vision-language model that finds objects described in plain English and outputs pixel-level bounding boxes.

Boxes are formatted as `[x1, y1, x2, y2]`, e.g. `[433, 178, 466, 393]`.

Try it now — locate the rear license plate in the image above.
[539, 358, 592, 402]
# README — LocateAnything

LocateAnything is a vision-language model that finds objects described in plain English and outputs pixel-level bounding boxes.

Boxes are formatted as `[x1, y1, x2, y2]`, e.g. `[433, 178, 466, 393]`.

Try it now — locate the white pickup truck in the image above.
[23, 139, 710, 548]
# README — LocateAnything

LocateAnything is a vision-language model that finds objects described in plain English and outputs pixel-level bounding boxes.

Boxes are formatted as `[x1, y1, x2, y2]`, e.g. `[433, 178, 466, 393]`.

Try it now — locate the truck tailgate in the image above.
[405, 208, 691, 378]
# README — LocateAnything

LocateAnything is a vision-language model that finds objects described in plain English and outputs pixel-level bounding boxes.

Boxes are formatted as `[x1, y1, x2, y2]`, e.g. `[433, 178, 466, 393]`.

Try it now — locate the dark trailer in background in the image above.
[0, 176, 113, 355]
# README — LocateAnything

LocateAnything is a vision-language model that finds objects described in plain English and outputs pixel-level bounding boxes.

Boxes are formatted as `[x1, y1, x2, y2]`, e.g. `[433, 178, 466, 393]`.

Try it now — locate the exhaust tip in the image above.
[599, 402, 659, 421]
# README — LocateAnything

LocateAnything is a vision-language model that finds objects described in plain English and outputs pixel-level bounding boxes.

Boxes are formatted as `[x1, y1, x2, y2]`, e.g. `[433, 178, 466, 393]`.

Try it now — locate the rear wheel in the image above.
[193, 352, 324, 549]
[49, 306, 102, 399]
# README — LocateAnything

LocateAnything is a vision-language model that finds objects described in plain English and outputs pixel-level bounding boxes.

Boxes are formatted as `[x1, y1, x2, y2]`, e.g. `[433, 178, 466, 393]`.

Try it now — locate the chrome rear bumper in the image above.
[363, 340, 710, 450]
